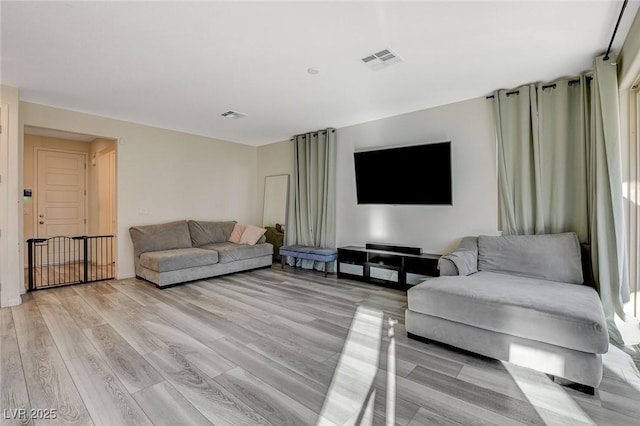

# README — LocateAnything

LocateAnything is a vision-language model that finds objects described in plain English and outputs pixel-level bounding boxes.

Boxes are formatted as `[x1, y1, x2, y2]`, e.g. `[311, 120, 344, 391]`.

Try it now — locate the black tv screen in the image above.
[354, 141, 452, 205]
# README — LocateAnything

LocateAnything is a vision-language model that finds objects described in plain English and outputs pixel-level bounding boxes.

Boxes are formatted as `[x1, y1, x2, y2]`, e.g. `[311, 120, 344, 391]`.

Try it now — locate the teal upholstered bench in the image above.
[279, 245, 338, 277]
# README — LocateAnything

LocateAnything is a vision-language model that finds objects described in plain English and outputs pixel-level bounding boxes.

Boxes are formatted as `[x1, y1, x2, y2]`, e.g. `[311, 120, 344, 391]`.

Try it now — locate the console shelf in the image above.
[337, 244, 440, 289]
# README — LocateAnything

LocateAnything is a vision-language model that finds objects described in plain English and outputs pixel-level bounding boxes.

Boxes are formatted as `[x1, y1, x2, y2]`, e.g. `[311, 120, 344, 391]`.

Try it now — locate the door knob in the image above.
[39, 221, 44, 224]
[39, 214, 44, 218]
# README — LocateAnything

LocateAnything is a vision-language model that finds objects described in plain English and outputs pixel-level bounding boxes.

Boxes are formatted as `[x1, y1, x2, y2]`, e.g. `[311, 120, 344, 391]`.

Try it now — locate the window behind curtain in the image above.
[628, 78, 640, 318]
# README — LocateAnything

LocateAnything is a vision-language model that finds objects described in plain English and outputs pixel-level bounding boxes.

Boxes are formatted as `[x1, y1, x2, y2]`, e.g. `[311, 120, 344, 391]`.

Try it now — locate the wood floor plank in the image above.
[145, 346, 271, 426]
[214, 367, 318, 426]
[21, 346, 93, 426]
[407, 364, 544, 425]
[132, 382, 213, 426]
[139, 317, 234, 378]
[1, 309, 34, 426]
[174, 301, 262, 344]
[247, 336, 335, 387]
[208, 337, 328, 413]
[204, 281, 316, 323]
[143, 303, 224, 349]
[91, 307, 167, 355]
[65, 353, 152, 426]
[5, 267, 640, 426]
[36, 300, 97, 361]
[456, 364, 528, 402]
[386, 373, 529, 426]
[58, 295, 105, 330]
[83, 324, 164, 393]
[11, 295, 56, 353]
[106, 280, 163, 306]
[408, 407, 466, 426]
[501, 362, 598, 425]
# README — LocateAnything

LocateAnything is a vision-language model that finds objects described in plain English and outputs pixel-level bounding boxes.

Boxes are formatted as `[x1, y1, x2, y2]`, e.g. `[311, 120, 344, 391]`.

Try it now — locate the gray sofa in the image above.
[129, 220, 273, 287]
[406, 232, 608, 391]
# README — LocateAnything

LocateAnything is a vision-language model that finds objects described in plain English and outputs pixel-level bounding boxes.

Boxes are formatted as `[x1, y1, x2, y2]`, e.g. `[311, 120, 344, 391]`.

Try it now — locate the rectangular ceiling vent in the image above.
[361, 48, 402, 71]
[221, 110, 247, 119]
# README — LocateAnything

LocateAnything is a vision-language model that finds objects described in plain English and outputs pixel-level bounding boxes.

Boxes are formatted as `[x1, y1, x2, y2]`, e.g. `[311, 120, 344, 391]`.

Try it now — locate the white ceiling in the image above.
[2, 1, 639, 146]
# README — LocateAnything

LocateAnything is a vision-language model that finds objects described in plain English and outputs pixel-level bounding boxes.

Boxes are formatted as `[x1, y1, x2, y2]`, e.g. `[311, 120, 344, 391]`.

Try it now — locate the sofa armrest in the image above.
[438, 236, 479, 276]
[438, 257, 459, 276]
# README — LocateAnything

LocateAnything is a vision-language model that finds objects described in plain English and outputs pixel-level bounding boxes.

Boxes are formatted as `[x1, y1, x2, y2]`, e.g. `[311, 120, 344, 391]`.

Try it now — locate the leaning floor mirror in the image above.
[262, 174, 289, 261]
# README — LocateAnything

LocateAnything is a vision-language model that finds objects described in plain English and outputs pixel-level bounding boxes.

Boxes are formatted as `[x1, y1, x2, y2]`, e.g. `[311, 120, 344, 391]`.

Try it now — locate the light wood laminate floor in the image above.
[2, 266, 640, 425]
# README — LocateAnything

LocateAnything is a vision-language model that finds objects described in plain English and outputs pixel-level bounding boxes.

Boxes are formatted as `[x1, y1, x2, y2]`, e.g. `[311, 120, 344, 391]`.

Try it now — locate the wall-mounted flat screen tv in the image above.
[354, 141, 452, 205]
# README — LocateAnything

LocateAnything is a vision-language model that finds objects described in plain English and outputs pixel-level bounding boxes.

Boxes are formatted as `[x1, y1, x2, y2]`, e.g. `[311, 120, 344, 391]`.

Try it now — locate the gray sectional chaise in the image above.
[406, 232, 608, 391]
[129, 220, 273, 287]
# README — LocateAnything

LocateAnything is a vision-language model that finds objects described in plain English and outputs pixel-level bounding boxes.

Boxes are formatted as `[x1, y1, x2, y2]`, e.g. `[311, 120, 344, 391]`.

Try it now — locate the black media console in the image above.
[337, 243, 440, 289]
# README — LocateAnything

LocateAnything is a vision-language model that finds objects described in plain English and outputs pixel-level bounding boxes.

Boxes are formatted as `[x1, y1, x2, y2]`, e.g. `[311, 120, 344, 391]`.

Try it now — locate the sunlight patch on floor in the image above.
[507, 343, 565, 377]
[603, 345, 640, 390]
[617, 294, 640, 345]
[502, 362, 595, 425]
[317, 306, 385, 426]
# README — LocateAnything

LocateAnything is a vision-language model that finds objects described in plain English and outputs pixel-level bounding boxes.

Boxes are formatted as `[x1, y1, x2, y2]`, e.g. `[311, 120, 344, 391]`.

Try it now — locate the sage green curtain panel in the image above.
[494, 55, 629, 343]
[495, 79, 589, 241]
[290, 129, 337, 272]
[590, 55, 630, 334]
[495, 85, 539, 236]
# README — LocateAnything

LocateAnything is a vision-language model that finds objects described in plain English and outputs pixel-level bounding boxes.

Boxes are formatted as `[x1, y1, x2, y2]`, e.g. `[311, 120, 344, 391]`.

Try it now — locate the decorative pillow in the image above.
[228, 223, 246, 243]
[239, 225, 267, 245]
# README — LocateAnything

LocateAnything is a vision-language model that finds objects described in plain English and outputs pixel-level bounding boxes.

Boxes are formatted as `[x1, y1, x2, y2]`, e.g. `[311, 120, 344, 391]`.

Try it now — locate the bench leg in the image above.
[324, 262, 328, 277]
[281, 256, 285, 269]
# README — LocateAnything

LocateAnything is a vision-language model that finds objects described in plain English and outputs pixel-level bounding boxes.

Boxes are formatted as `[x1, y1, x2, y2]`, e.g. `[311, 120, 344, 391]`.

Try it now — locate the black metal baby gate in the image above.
[26, 235, 115, 290]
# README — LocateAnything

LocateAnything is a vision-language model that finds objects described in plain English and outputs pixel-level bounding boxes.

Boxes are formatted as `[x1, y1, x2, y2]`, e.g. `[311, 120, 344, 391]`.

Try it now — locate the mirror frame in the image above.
[262, 174, 290, 232]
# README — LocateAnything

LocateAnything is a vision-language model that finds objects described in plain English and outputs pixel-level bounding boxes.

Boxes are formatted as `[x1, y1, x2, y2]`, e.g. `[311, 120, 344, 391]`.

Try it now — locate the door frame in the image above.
[97, 145, 118, 273]
[33, 147, 89, 238]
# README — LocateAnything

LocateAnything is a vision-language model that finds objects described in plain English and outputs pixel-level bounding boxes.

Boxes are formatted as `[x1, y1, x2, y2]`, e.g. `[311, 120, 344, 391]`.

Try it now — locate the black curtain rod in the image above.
[604, 0, 629, 61]
[486, 76, 593, 99]
[290, 129, 336, 141]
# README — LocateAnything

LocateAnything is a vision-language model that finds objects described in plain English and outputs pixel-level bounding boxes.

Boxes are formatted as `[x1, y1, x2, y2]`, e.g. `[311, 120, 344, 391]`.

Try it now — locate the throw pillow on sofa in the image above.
[228, 223, 246, 243]
[239, 225, 267, 245]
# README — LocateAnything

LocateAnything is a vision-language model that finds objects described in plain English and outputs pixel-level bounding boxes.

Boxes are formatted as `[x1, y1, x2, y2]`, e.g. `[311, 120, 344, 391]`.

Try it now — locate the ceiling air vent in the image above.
[221, 110, 247, 119]
[361, 48, 403, 71]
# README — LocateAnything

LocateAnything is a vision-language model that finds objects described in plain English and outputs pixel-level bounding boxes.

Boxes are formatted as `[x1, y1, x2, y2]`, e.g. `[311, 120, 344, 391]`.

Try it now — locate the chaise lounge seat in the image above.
[406, 232, 609, 391]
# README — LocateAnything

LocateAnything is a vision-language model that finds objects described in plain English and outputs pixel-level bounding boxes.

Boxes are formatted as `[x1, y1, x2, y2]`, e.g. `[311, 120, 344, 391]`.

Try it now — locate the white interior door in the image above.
[36, 149, 87, 238]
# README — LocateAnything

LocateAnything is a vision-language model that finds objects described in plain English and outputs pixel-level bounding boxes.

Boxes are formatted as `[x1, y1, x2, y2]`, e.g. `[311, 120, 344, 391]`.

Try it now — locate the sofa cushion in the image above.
[407, 271, 608, 354]
[478, 233, 583, 284]
[140, 247, 219, 272]
[188, 220, 236, 247]
[201, 242, 273, 264]
[129, 221, 192, 257]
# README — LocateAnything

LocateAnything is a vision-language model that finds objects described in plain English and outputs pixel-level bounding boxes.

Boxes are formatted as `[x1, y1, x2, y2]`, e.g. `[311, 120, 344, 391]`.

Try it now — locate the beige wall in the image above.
[257, 97, 500, 255]
[23, 135, 92, 244]
[257, 139, 294, 234]
[0, 85, 22, 307]
[20, 101, 260, 279]
[336, 96, 499, 254]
